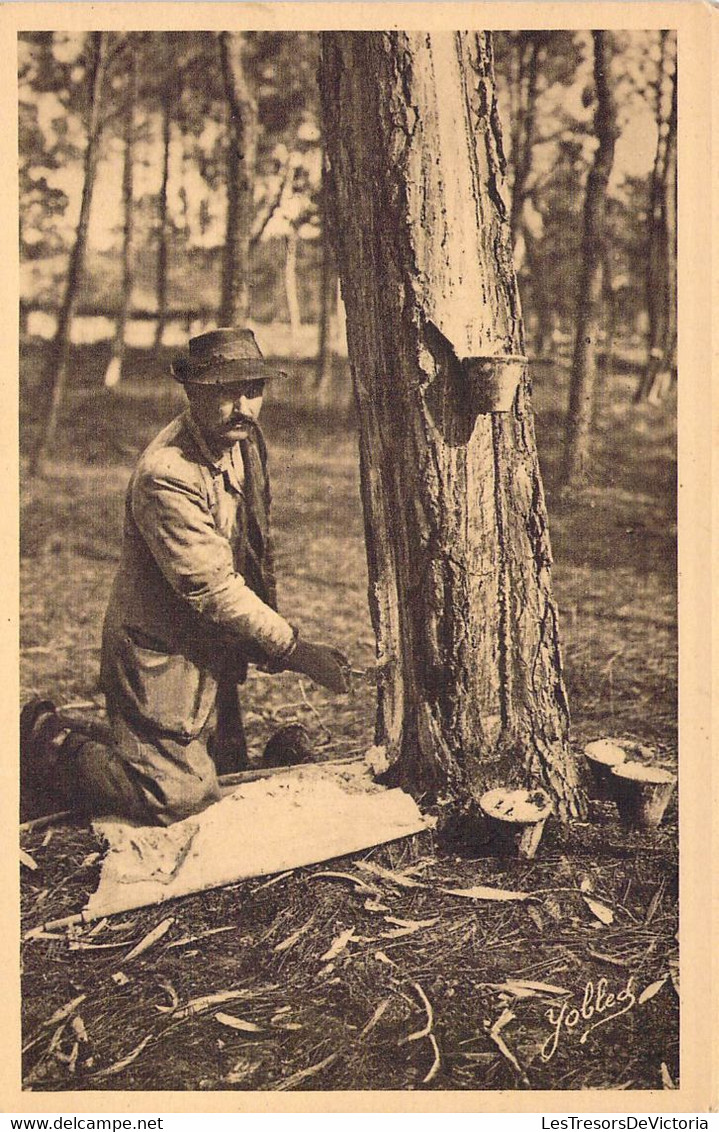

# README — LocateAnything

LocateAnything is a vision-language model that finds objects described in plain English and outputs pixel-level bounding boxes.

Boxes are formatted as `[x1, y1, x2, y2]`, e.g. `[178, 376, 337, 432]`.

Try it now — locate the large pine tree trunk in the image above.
[218, 31, 257, 326]
[321, 31, 583, 819]
[153, 89, 171, 352]
[562, 31, 617, 486]
[104, 46, 136, 388]
[30, 32, 107, 477]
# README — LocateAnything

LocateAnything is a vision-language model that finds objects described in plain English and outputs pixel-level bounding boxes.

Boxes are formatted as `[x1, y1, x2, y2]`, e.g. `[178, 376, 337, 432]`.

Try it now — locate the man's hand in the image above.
[286, 639, 350, 693]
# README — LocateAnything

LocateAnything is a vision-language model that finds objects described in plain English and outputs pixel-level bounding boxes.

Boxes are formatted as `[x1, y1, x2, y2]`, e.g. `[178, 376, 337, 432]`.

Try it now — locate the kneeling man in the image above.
[22, 328, 349, 825]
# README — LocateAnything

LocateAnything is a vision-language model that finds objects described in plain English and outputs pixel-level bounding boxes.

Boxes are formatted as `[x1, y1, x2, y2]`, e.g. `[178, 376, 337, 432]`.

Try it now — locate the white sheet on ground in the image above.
[86, 759, 433, 919]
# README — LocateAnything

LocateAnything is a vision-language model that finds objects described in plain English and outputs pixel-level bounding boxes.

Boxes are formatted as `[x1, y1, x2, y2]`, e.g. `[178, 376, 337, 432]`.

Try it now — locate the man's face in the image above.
[187, 378, 265, 450]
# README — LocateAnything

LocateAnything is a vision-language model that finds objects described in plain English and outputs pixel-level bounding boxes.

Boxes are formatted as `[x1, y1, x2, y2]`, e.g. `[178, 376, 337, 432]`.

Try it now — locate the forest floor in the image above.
[19, 338, 678, 1094]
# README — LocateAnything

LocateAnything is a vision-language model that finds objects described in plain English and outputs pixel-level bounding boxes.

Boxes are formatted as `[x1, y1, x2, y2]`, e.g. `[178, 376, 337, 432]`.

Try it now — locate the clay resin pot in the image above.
[478, 787, 553, 859]
[584, 739, 627, 800]
[462, 355, 527, 413]
[610, 762, 677, 829]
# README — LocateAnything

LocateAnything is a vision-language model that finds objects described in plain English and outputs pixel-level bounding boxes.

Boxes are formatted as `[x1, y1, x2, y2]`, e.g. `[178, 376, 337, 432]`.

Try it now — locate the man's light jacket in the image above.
[100, 409, 295, 741]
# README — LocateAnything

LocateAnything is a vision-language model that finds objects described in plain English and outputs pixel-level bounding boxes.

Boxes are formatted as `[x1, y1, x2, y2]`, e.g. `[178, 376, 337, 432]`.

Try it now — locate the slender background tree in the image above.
[30, 31, 108, 476]
[103, 39, 137, 388]
[562, 30, 618, 487]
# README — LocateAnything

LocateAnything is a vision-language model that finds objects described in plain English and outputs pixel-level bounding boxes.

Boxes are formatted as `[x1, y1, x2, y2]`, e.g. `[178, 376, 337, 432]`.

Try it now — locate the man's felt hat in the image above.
[171, 328, 283, 385]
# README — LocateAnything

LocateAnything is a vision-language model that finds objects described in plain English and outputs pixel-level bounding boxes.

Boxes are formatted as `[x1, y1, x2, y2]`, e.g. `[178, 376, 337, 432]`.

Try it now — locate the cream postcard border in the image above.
[1, 0, 714, 1115]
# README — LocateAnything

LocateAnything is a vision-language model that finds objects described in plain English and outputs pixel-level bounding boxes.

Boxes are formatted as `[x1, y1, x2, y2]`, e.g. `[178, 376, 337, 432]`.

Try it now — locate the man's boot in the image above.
[20, 697, 75, 816]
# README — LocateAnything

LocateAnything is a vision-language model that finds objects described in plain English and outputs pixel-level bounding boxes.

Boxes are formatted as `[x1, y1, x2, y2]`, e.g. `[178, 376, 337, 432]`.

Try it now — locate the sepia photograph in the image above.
[8, 3, 713, 1110]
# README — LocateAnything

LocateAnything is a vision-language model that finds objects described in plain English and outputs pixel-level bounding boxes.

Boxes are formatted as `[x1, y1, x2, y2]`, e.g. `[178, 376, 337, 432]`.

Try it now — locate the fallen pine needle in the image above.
[491, 979, 569, 997]
[360, 998, 391, 1038]
[174, 989, 268, 1020]
[381, 924, 432, 940]
[397, 982, 441, 1083]
[320, 926, 356, 961]
[90, 1034, 154, 1080]
[70, 939, 132, 952]
[309, 870, 377, 892]
[383, 916, 439, 930]
[43, 994, 86, 1028]
[423, 1033, 441, 1084]
[155, 979, 179, 1014]
[364, 898, 390, 913]
[487, 1009, 530, 1088]
[586, 947, 629, 967]
[661, 1062, 677, 1089]
[440, 884, 532, 902]
[251, 870, 293, 893]
[645, 879, 665, 926]
[274, 914, 315, 953]
[275, 1051, 339, 1091]
[638, 975, 669, 1005]
[166, 925, 235, 949]
[214, 1013, 264, 1033]
[123, 917, 174, 962]
[583, 896, 615, 925]
[19, 810, 72, 834]
[373, 950, 396, 967]
[402, 981, 434, 1044]
[356, 861, 424, 888]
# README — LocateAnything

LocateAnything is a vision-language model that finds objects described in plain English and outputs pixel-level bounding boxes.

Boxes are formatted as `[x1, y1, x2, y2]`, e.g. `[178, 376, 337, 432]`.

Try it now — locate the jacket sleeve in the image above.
[131, 462, 296, 661]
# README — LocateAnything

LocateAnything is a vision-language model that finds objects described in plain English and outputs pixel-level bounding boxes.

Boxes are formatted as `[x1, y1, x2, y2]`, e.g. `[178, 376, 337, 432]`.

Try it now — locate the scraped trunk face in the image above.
[321, 32, 583, 819]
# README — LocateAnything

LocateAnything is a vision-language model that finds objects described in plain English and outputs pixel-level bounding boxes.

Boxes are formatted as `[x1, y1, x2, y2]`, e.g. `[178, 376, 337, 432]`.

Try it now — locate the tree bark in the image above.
[30, 32, 107, 477]
[218, 31, 258, 326]
[562, 31, 618, 486]
[104, 44, 136, 388]
[153, 87, 172, 351]
[321, 31, 583, 819]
